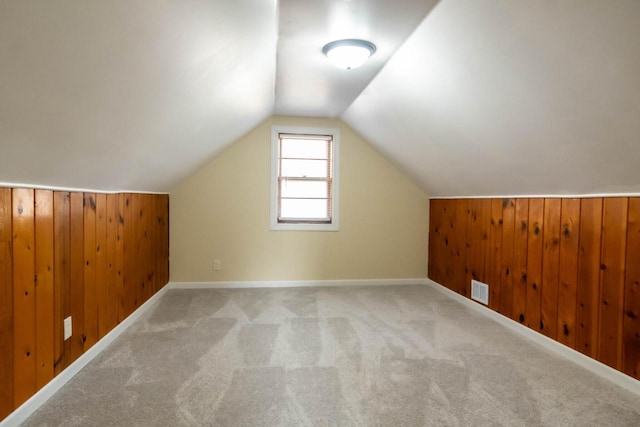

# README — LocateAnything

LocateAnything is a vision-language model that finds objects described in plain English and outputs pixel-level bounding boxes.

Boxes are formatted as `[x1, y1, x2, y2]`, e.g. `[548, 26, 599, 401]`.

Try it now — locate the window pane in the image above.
[281, 180, 328, 198]
[280, 198, 329, 220]
[281, 138, 328, 159]
[280, 159, 328, 178]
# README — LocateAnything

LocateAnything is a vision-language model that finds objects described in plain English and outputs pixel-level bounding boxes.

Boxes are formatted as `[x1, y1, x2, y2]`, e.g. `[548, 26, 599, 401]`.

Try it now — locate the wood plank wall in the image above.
[429, 197, 640, 382]
[0, 188, 169, 421]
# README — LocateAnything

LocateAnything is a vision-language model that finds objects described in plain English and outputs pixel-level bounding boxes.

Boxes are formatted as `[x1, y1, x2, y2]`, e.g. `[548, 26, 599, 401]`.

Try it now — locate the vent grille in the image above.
[471, 280, 489, 305]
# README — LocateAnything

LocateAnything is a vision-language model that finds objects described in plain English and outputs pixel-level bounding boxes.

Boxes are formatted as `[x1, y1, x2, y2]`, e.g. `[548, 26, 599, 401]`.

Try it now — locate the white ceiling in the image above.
[274, 0, 438, 117]
[0, 0, 277, 192]
[1, 0, 640, 196]
[342, 0, 640, 196]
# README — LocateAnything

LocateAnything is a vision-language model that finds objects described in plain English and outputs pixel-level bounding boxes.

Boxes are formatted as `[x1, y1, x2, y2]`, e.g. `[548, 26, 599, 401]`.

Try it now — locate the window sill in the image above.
[270, 221, 339, 232]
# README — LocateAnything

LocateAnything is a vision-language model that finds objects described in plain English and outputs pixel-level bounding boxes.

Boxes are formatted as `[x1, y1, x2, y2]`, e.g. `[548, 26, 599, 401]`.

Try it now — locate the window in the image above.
[270, 126, 340, 231]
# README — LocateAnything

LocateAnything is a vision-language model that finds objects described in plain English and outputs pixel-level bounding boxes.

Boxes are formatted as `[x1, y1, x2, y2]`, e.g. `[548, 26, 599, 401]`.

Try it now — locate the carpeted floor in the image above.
[23, 285, 640, 426]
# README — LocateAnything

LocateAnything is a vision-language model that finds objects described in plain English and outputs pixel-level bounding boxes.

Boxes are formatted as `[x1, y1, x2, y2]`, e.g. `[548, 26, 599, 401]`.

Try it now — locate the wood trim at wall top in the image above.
[0, 182, 169, 195]
[430, 193, 640, 200]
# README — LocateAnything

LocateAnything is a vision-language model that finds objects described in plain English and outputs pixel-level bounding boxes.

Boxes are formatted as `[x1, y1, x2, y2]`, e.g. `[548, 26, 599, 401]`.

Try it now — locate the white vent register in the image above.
[471, 280, 489, 305]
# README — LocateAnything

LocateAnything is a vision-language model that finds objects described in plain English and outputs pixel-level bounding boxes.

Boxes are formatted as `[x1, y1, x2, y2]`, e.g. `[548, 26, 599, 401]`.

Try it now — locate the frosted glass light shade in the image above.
[322, 39, 376, 70]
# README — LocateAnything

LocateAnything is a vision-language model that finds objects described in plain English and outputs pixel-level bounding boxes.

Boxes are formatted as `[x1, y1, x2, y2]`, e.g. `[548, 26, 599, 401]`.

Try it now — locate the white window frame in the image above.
[270, 125, 340, 231]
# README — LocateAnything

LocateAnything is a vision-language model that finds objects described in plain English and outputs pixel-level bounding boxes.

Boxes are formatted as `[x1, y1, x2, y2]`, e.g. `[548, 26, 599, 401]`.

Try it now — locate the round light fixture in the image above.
[322, 39, 377, 70]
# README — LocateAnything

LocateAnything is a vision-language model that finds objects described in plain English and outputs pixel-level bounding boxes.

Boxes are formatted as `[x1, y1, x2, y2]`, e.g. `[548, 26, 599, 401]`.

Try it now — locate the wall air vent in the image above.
[471, 280, 489, 305]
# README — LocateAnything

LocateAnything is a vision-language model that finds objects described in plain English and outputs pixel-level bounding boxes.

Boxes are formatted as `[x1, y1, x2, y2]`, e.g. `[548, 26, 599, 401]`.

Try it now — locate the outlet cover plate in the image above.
[64, 316, 72, 340]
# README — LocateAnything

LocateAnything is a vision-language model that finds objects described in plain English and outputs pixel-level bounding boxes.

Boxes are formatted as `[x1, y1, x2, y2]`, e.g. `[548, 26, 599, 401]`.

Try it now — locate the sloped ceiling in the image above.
[0, 0, 277, 192]
[1, 0, 639, 196]
[342, 0, 640, 197]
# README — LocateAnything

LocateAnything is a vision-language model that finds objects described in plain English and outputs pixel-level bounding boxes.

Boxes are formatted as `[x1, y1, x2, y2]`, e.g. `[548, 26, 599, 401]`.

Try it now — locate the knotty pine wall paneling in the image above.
[541, 198, 561, 339]
[557, 199, 580, 348]
[575, 198, 603, 358]
[123, 194, 134, 317]
[12, 188, 37, 407]
[499, 199, 515, 318]
[487, 199, 503, 313]
[69, 192, 85, 362]
[428, 197, 640, 382]
[115, 193, 125, 323]
[525, 198, 544, 332]
[34, 190, 55, 390]
[53, 192, 71, 375]
[0, 188, 13, 419]
[427, 199, 443, 285]
[96, 193, 108, 339]
[105, 194, 118, 333]
[624, 198, 640, 378]
[598, 198, 628, 370]
[512, 199, 529, 324]
[0, 188, 169, 422]
[462, 199, 474, 296]
[453, 199, 468, 296]
[83, 193, 98, 351]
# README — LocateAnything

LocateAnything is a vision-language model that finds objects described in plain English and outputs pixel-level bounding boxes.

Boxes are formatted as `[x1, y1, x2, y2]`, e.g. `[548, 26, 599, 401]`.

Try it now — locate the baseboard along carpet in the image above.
[22, 285, 640, 426]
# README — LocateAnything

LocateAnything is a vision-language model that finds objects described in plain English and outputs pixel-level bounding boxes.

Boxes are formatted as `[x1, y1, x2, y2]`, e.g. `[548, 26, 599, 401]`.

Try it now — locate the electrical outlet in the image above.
[64, 316, 72, 340]
[213, 259, 221, 271]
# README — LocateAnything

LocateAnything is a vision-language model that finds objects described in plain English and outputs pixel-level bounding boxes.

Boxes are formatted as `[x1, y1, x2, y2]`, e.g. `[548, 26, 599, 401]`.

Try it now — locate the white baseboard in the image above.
[424, 279, 640, 397]
[0, 286, 170, 427]
[167, 278, 429, 289]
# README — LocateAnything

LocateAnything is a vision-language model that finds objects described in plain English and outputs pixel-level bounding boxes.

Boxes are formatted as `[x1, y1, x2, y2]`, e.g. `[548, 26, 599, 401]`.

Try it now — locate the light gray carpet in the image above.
[23, 285, 640, 426]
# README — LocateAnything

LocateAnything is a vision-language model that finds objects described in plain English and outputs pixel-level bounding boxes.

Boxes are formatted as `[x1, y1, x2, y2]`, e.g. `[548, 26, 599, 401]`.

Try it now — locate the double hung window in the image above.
[270, 126, 340, 231]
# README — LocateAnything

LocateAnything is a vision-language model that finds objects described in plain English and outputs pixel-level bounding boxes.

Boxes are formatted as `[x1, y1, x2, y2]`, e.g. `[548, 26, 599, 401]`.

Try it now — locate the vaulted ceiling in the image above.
[1, 0, 639, 196]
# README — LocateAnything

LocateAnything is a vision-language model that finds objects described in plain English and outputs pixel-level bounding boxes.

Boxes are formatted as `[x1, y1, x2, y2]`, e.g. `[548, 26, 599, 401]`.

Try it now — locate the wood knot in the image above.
[88, 196, 96, 210]
[519, 314, 525, 323]
[563, 324, 569, 336]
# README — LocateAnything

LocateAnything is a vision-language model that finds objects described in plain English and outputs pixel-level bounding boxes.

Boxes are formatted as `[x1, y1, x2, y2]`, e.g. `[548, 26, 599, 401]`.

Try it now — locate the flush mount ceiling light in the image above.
[322, 39, 377, 70]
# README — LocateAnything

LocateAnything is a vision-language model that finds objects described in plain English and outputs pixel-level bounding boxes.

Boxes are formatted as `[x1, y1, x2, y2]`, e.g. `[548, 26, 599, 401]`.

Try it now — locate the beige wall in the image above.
[169, 116, 429, 282]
